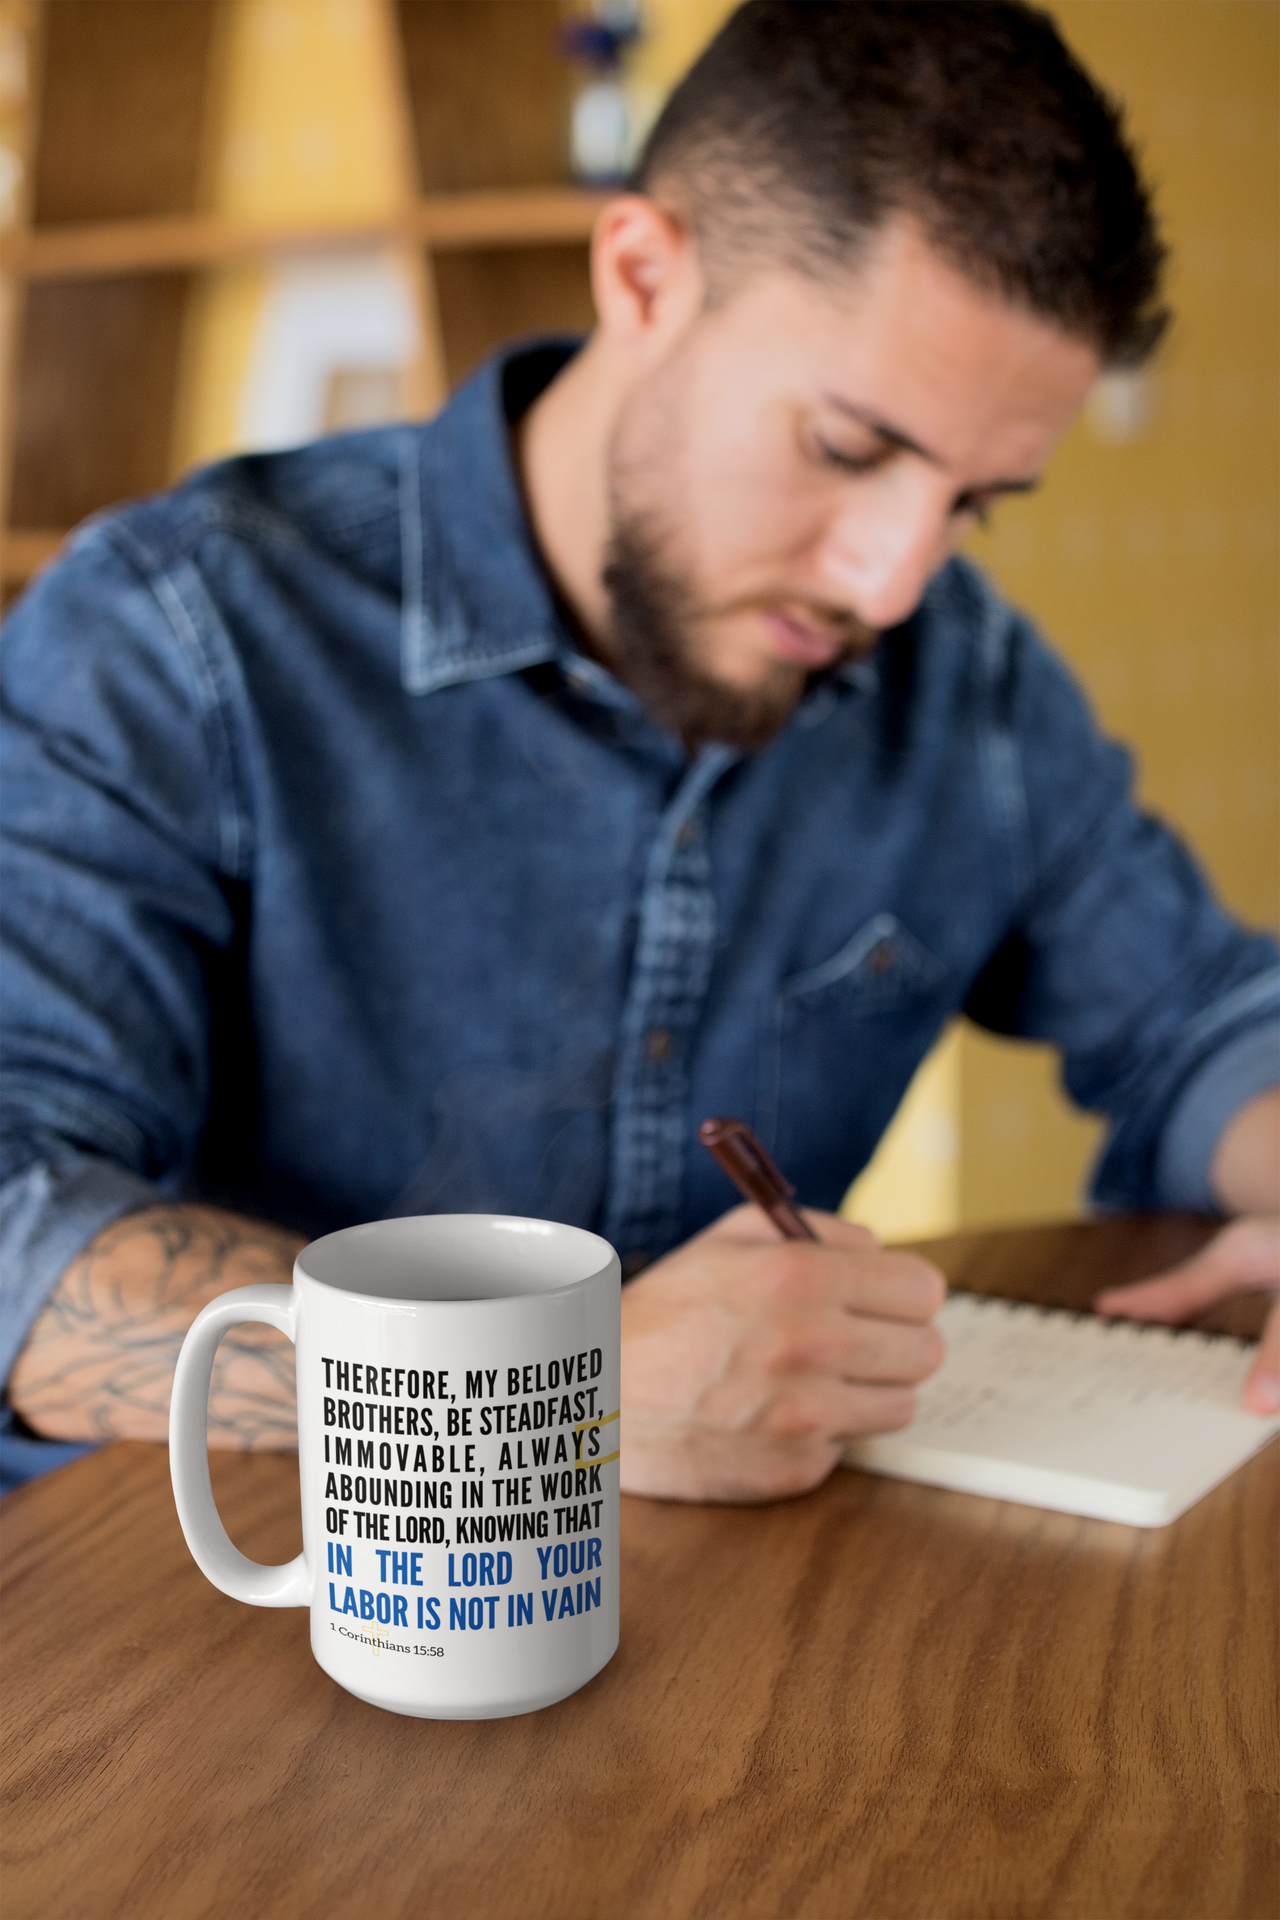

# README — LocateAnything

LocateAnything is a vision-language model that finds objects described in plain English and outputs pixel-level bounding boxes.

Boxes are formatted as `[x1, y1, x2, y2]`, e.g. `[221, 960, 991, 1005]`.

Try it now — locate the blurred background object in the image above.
[560, 1, 656, 186]
[0, 0, 1275, 1239]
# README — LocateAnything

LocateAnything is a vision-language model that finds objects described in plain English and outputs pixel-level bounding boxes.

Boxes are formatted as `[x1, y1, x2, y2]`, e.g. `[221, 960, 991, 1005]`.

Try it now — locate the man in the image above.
[2, 1, 1277, 1500]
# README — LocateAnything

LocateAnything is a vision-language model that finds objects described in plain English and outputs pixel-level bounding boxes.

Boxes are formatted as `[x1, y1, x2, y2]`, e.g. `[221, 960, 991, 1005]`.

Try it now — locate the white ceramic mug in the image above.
[169, 1214, 621, 1719]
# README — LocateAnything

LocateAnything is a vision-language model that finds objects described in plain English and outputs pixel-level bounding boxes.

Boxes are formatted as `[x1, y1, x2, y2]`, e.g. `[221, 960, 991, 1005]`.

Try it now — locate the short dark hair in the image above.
[631, 0, 1168, 366]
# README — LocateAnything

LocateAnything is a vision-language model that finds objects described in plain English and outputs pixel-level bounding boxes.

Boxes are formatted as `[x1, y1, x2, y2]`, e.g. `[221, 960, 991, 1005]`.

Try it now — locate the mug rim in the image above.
[294, 1211, 619, 1309]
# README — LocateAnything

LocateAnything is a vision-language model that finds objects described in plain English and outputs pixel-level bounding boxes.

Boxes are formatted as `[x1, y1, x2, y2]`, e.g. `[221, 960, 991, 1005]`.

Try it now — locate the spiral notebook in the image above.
[842, 1291, 1280, 1527]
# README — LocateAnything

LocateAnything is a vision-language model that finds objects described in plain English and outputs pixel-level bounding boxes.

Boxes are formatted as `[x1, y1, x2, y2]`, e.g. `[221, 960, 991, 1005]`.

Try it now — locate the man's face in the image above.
[601, 219, 1100, 750]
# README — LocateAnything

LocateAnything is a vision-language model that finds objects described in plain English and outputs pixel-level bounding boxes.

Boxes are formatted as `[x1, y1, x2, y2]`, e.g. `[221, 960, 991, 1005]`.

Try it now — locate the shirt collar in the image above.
[400, 338, 581, 696]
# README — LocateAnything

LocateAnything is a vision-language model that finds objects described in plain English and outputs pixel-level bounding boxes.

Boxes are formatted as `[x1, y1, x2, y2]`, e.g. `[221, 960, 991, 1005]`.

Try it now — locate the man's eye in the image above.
[954, 494, 993, 527]
[814, 438, 885, 476]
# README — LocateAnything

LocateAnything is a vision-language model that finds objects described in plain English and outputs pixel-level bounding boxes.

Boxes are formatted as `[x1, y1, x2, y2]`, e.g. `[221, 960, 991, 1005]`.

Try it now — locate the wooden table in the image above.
[3, 1217, 1276, 1920]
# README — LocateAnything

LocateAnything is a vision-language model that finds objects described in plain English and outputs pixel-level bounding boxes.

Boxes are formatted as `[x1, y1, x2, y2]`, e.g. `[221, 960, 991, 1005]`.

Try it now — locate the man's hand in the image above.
[620, 1204, 946, 1504]
[1095, 1215, 1280, 1415]
[8, 1205, 304, 1449]
[1095, 1089, 1280, 1415]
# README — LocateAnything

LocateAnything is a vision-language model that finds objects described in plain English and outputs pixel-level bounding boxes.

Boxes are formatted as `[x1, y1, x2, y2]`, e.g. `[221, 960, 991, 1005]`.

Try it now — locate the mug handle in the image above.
[169, 1282, 313, 1608]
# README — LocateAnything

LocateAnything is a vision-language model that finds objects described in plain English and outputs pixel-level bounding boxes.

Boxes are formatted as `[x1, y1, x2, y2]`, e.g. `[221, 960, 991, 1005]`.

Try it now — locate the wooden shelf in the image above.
[0, 529, 66, 584]
[411, 186, 606, 249]
[0, 0, 609, 595]
[0, 188, 607, 282]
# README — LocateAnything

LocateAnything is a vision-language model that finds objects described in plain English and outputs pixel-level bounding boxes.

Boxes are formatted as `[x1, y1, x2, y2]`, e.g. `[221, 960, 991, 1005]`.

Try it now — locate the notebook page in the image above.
[843, 1292, 1280, 1526]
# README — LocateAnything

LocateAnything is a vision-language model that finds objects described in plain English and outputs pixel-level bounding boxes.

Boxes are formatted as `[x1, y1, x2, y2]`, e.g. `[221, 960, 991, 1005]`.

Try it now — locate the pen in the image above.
[697, 1116, 820, 1242]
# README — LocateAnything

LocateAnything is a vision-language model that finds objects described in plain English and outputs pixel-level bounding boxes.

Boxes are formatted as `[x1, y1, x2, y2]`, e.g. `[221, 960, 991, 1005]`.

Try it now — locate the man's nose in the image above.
[815, 484, 951, 631]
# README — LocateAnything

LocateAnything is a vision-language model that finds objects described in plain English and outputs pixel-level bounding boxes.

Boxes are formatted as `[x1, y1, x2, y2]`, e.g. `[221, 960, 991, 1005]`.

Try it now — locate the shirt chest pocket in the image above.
[778, 912, 945, 1014]
[758, 912, 949, 1183]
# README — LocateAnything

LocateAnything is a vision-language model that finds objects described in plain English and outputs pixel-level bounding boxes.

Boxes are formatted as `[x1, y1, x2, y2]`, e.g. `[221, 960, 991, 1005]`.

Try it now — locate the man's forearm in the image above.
[7, 1205, 304, 1449]
[1211, 1088, 1280, 1216]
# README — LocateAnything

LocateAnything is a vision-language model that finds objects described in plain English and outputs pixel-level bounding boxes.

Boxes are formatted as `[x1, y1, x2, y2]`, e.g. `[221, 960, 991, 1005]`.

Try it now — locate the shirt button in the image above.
[676, 820, 697, 848]
[868, 941, 895, 976]
[645, 1027, 672, 1063]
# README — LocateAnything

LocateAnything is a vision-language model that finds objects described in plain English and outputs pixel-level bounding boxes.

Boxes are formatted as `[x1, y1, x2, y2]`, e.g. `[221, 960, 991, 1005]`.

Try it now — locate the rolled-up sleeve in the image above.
[0, 1153, 161, 1389]
[1150, 997, 1280, 1210]
[0, 1152, 162, 1493]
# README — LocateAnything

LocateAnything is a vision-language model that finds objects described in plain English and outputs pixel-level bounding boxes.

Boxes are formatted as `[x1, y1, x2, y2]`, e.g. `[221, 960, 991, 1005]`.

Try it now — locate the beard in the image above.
[600, 500, 877, 757]
[600, 513, 803, 754]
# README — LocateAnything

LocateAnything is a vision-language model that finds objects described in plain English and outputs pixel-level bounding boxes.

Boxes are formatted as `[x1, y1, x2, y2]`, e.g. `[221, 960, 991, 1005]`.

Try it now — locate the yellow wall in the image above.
[175, 0, 1277, 1241]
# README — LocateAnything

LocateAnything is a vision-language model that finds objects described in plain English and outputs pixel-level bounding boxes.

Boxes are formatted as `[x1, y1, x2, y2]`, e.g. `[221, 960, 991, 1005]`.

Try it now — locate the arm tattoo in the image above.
[7, 1206, 305, 1450]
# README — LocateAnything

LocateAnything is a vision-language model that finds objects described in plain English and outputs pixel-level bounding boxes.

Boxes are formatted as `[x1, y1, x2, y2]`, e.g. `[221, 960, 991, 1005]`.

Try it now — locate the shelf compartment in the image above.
[434, 242, 595, 387]
[8, 275, 190, 531]
[33, 0, 219, 224]
[396, 0, 574, 193]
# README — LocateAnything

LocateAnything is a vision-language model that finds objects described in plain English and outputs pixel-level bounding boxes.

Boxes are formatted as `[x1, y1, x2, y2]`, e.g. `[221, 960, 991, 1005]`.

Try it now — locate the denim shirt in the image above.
[2, 339, 1277, 1492]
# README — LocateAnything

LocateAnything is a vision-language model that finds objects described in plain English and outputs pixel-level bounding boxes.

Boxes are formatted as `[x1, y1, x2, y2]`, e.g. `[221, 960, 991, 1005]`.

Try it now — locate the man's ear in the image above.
[590, 194, 705, 349]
